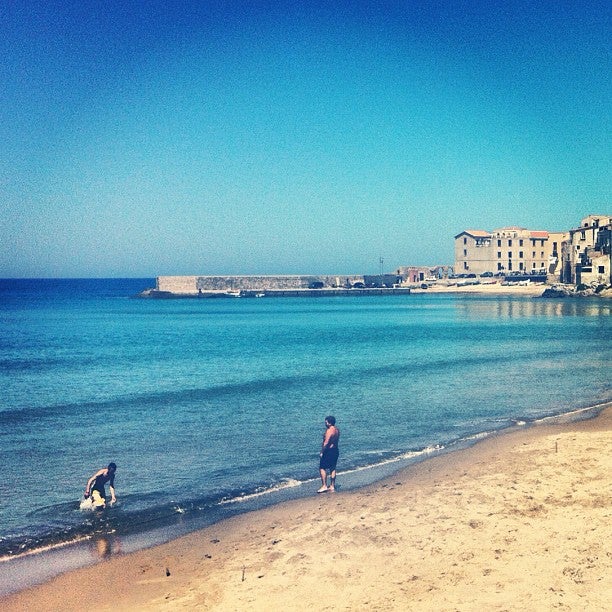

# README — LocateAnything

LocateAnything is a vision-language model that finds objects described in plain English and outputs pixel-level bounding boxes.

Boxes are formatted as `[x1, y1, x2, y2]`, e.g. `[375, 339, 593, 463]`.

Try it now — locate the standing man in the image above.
[84, 462, 117, 509]
[318, 416, 340, 493]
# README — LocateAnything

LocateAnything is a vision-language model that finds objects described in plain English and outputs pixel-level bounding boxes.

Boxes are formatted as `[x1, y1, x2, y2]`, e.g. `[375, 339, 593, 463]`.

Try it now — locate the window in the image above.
[464, 237, 467, 244]
[498, 252, 502, 258]
[519, 239, 523, 246]
[599, 266, 605, 274]
[519, 251, 523, 258]
[497, 263, 502, 270]
[541, 252, 544, 258]
[508, 261, 513, 270]
[464, 249, 467, 256]
[519, 263, 524, 270]
[508, 252, 512, 259]
[532, 262, 536, 269]
[497, 239, 501, 247]
[532, 251, 536, 257]
[463, 262, 468, 270]
[508, 239, 513, 247]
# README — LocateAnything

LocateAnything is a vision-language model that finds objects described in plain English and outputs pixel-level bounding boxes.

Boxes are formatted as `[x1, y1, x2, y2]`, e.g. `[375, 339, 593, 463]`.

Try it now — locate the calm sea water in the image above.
[1, 279, 610, 581]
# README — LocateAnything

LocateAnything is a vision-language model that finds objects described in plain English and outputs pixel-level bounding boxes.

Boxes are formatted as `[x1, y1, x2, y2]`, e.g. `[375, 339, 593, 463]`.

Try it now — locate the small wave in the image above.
[26, 499, 82, 518]
[460, 430, 496, 442]
[79, 498, 94, 512]
[0, 534, 93, 562]
[0, 357, 66, 372]
[219, 478, 309, 505]
[532, 401, 610, 424]
[337, 444, 444, 476]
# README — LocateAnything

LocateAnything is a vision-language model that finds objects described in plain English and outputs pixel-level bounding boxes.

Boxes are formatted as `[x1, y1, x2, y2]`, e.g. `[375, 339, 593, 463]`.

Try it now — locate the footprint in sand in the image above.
[287, 552, 311, 564]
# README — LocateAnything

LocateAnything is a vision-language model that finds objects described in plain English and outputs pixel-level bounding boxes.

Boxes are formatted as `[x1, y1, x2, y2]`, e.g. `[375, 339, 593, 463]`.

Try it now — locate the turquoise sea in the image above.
[1, 278, 610, 593]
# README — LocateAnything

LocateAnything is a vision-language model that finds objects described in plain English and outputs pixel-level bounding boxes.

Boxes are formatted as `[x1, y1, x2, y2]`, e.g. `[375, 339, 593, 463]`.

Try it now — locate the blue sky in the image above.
[1, 1, 609, 277]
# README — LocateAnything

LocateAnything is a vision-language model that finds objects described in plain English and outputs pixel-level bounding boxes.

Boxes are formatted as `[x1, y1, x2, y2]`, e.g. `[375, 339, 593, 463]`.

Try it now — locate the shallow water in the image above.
[1, 279, 610, 578]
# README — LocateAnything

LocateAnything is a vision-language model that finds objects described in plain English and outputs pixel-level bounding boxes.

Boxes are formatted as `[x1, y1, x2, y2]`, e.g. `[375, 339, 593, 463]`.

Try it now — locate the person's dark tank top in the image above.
[92, 472, 110, 493]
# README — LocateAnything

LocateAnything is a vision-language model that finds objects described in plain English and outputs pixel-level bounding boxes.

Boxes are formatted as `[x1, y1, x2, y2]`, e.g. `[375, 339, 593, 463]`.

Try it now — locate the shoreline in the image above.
[413, 281, 547, 295]
[3, 402, 610, 610]
[141, 282, 612, 299]
[1, 401, 606, 592]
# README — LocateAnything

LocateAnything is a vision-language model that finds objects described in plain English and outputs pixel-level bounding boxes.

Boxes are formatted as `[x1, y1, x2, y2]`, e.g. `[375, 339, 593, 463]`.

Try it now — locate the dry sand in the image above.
[412, 282, 547, 296]
[420, 282, 612, 299]
[3, 406, 611, 611]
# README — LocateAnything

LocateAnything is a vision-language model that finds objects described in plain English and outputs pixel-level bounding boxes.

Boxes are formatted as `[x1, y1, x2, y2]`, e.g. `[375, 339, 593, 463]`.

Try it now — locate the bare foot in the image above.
[328, 486, 335, 492]
[317, 486, 328, 493]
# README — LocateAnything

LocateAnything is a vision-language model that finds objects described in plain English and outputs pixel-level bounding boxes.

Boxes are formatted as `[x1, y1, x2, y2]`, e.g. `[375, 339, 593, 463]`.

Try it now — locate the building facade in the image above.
[454, 227, 566, 278]
[560, 215, 612, 285]
[395, 266, 453, 283]
[453, 230, 493, 275]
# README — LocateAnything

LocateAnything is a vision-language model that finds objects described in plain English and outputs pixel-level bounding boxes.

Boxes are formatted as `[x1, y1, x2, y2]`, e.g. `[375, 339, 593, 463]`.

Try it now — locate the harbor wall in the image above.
[156, 275, 366, 294]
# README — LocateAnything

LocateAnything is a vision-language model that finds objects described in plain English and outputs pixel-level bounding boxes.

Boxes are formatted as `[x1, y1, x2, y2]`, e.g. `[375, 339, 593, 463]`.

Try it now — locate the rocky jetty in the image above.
[541, 283, 612, 298]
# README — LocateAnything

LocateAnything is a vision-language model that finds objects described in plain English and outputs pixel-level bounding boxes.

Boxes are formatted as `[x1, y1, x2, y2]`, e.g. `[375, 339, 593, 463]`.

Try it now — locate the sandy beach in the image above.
[3, 405, 610, 611]
[419, 282, 612, 298]
[412, 282, 548, 296]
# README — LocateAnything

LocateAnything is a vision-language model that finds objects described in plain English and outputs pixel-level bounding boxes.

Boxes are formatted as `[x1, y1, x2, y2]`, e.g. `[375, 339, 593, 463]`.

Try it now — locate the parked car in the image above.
[480, 272, 493, 277]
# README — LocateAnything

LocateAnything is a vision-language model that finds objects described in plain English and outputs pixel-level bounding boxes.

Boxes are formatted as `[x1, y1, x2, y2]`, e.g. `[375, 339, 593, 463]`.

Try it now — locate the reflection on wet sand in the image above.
[91, 535, 121, 559]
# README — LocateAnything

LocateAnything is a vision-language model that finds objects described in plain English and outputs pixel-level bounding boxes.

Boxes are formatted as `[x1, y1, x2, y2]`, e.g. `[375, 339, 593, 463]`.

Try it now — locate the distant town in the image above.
[141, 214, 611, 297]
[454, 214, 611, 287]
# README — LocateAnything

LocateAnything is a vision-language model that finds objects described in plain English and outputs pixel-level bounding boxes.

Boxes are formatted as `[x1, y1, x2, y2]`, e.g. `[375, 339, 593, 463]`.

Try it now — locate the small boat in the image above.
[225, 291, 242, 297]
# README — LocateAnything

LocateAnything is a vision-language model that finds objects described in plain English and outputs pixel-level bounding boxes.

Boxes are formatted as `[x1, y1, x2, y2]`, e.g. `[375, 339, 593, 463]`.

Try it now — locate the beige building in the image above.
[454, 227, 566, 278]
[560, 215, 612, 285]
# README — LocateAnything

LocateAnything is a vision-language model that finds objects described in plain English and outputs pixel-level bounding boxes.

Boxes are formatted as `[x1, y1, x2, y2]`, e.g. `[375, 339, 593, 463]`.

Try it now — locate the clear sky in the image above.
[1, 1, 610, 277]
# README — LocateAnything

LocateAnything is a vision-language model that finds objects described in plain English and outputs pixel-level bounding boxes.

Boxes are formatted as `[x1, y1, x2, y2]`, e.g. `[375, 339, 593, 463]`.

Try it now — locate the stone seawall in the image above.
[140, 286, 412, 299]
[155, 275, 367, 295]
[156, 276, 200, 294]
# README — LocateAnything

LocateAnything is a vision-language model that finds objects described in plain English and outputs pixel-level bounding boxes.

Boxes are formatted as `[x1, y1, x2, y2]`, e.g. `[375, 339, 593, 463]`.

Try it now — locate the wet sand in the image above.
[3, 405, 611, 611]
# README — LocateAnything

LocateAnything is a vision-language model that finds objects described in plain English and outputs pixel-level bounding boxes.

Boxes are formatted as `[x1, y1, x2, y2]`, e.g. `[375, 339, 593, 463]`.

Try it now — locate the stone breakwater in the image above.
[138, 275, 411, 298]
[160, 274, 365, 293]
